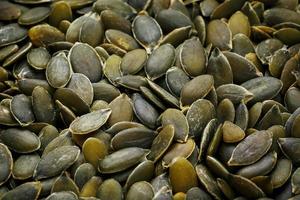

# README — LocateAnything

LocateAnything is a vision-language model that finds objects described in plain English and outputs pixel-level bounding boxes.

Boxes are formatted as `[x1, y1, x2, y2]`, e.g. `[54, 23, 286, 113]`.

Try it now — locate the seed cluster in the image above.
[0, 0, 300, 199]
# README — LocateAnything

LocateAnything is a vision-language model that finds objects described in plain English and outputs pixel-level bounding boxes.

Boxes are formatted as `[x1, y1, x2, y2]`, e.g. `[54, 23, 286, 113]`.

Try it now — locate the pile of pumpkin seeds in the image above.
[1, 0, 300, 199]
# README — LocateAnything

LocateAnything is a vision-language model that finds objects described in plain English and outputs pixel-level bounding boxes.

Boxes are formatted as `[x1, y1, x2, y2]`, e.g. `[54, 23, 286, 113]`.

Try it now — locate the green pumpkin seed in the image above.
[169, 157, 198, 193]
[51, 172, 79, 195]
[67, 73, 93, 106]
[159, 108, 189, 142]
[46, 191, 78, 200]
[278, 138, 300, 164]
[217, 98, 235, 123]
[222, 121, 245, 143]
[105, 29, 140, 51]
[98, 147, 149, 174]
[162, 138, 195, 167]
[34, 146, 80, 180]
[12, 154, 40, 180]
[206, 19, 232, 50]
[96, 179, 123, 200]
[69, 42, 102, 83]
[180, 75, 214, 107]
[1, 182, 41, 200]
[70, 108, 111, 135]
[270, 159, 292, 188]
[228, 130, 272, 166]
[156, 9, 193, 33]
[292, 168, 300, 194]
[126, 181, 154, 200]
[207, 48, 233, 87]
[18, 7, 51, 25]
[179, 37, 207, 77]
[0, 144, 12, 186]
[195, 164, 222, 200]
[146, 44, 175, 80]
[216, 84, 253, 104]
[120, 49, 147, 75]
[111, 127, 156, 150]
[108, 94, 133, 126]
[46, 52, 72, 88]
[103, 54, 122, 86]
[125, 160, 154, 190]
[28, 24, 65, 47]
[223, 51, 262, 83]
[211, 0, 247, 19]
[27, 47, 50, 70]
[74, 163, 96, 190]
[228, 11, 251, 37]
[93, 81, 121, 103]
[132, 14, 162, 51]
[0, 23, 27, 47]
[237, 151, 277, 179]
[227, 174, 265, 199]
[232, 33, 255, 57]
[147, 125, 174, 162]
[0, 128, 40, 153]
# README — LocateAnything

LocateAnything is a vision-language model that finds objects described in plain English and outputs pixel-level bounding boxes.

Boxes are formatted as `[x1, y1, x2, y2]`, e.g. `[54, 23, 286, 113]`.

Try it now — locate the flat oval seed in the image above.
[278, 138, 300, 164]
[27, 47, 50, 70]
[216, 84, 253, 104]
[1, 182, 41, 200]
[98, 147, 149, 173]
[74, 163, 96, 190]
[180, 74, 214, 107]
[0, 23, 27, 47]
[11, 94, 35, 126]
[147, 125, 174, 162]
[32, 86, 56, 124]
[120, 49, 147, 75]
[46, 52, 72, 88]
[69, 42, 102, 83]
[34, 146, 80, 180]
[180, 37, 207, 77]
[186, 99, 216, 138]
[108, 94, 133, 126]
[96, 179, 123, 200]
[133, 15, 162, 51]
[127, 181, 154, 200]
[162, 138, 195, 167]
[69, 108, 111, 135]
[105, 29, 140, 51]
[18, 7, 50, 25]
[82, 137, 108, 168]
[170, 157, 198, 193]
[146, 44, 175, 80]
[12, 154, 40, 180]
[195, 164, 223, 200]
[165, 67, 190, 97]
[103, 54, 122, 85]
[228, 130, 272, 166]
[28, 24, 65, 47]
[111, 127, 156, 150]
[241, 77, 283, 104]
[0, 128, 40, 153]
[132, 93, 159, 129]
[292, 168, 300, 194]
[207, 48, 233, 88]
[222, 121, 245, 143]
[125, 160, 155, 190]
[223, 51, 262, 83]
[0, 144, 12, 186]
[237, 151, 277, 179]
[206, 19, 232, 50]
[270, 159, 292, 189]
[228, 11, 251, 37]
[66, 73, 94, 106]
[159, 108, 189, 142]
